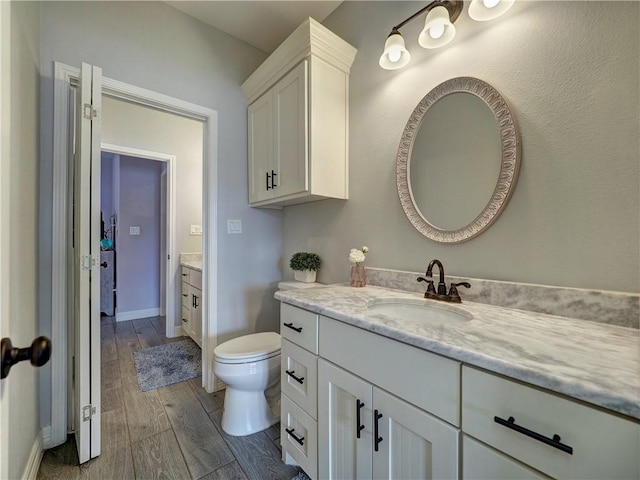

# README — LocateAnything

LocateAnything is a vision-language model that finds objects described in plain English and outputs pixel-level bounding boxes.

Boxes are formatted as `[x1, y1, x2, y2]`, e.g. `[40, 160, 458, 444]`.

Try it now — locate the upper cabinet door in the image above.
[273, 60, 308, 199]
[248, 93, 273, 204]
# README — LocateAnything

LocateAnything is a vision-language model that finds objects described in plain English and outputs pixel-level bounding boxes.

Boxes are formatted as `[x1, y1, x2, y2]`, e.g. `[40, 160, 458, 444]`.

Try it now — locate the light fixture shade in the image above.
[468, 0, 515, 21]
[379, 32, 411, 70]
[418, 5, 456, 49]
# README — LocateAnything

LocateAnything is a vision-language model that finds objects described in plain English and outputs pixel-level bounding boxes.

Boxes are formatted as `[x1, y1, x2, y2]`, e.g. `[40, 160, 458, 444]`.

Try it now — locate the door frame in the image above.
[100, 143, 178, 336]
[50, 61, 219, 447]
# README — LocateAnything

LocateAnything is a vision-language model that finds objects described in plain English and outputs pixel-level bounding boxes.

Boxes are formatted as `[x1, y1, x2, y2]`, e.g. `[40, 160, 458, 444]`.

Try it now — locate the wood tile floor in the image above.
[37, 316, 302, 480]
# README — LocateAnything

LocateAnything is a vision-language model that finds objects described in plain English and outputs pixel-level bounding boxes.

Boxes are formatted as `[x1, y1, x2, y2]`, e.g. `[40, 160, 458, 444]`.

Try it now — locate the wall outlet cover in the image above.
[129, 226, 141, 236]
[190, 224, 203, 235]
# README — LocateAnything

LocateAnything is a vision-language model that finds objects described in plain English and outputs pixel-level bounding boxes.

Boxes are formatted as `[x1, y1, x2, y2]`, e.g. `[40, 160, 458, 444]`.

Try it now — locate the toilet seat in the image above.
[214, 332, 281, 364]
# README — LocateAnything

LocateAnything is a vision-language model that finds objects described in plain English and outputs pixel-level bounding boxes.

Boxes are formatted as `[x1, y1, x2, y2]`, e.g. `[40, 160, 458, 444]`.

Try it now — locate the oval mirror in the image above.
[396, 77, 521, 243]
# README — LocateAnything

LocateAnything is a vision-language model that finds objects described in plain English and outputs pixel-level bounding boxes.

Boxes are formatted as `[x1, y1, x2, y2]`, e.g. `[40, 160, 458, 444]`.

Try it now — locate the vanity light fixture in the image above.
[379, 0, 514, 70]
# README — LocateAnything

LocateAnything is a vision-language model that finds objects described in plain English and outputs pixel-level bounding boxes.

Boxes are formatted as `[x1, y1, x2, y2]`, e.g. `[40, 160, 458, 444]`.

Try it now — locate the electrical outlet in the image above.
[190, 225, 203, 236]
[129, 226, 140, 236]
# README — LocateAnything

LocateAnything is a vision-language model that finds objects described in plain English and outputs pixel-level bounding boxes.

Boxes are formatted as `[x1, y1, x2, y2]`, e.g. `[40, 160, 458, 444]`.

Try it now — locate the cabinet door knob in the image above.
[266, 171, 271, 190]
[271, 169, 277, 188]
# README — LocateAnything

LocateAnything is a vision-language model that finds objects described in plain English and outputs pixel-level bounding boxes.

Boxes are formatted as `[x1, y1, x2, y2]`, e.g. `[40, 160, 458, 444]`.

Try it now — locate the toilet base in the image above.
[221, 387, 279, 436]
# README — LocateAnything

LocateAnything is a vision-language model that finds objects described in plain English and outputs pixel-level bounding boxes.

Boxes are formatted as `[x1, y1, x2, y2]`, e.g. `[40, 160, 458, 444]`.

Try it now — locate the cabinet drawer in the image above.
[319, 316, 460, 426]
[280, 304, 318, 354]
[282, 393, 318, 480]
[181, 267, 190, 281]
[182, 285, 190, 309]
[181, 306, 190, 329]
[190, 269, 202, 290]
[462, 366, 640, 480]
[462, 435, 548, 480]
[282, 339, 318, 419]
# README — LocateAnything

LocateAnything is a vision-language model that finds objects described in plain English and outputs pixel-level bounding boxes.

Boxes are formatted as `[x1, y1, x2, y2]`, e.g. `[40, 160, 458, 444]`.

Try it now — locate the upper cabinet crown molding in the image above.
[241, 17, 357, 105]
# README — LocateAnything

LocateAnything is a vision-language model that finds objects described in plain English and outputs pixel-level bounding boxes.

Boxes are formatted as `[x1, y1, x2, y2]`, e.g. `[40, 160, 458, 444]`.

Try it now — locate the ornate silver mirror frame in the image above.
[396, 77, 521, 243]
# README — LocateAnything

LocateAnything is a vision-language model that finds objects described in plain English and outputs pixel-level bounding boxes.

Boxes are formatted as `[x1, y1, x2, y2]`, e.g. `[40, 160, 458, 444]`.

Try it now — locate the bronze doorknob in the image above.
[1, 336, 51, 379]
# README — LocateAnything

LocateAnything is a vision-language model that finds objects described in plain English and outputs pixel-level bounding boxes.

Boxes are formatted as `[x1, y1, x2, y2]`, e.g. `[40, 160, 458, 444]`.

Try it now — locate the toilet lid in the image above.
[214, 332, 281, 362]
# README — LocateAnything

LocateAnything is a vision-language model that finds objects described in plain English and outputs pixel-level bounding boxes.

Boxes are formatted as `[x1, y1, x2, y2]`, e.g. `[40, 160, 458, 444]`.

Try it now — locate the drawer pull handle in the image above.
[356, 399, 365, 439]
[374, 410, 383, 452]
[286, 370, 304, 384]
[181, 273, 188, 276]
[285, 427, 305, 446]
[494, 416, 573, 455]
[283, 322, 303, 333]
[182, 293, 188, 297]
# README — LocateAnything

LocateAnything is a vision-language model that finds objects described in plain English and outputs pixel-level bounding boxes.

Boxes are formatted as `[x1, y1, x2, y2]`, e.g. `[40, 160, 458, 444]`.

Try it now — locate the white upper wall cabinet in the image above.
[242, 18, 357, 208]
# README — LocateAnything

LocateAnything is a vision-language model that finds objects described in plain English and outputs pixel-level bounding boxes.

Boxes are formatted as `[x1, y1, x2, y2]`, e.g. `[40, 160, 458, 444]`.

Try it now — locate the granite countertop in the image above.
[275, 284, 640, 420]
[180, 259, 202, 272]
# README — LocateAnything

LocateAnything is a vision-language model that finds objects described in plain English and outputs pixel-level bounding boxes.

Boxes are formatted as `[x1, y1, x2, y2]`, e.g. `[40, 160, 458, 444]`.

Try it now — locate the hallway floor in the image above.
[37, 316, 301, 479]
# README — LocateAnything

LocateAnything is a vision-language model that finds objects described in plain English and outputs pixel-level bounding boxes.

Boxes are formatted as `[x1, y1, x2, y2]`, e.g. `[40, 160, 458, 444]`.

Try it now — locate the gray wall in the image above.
[1, 1, 41, 478]
[283, 1, 639, 293]
[38, 1, 283, 429]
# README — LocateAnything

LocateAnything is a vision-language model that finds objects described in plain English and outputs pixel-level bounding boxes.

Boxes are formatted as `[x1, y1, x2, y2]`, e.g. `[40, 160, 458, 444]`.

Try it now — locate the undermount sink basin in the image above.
[367, 298, 472, 324]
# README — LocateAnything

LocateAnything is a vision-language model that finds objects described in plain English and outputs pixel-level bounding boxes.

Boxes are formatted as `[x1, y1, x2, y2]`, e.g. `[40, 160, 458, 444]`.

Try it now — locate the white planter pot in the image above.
[293, 269, 317, 283]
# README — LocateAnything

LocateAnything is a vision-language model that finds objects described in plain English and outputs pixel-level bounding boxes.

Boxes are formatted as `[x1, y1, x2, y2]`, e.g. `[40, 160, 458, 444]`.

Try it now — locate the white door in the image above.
[318, 359, 373, 480]
[372, 387, 459, 480]
[248, 92, 273, 203]
[273, 60, 308, 198]
[73, 62, 102, 464]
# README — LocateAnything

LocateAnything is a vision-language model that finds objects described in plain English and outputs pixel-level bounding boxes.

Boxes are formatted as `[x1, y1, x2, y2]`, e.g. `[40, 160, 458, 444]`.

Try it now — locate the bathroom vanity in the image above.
[180, 262, 202, 347]
[276, 284, 639, 480]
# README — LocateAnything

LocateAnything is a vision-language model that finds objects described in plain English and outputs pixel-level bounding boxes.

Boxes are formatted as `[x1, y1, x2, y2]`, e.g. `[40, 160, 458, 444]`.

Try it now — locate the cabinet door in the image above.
[272, 60, 308, 199]
[190, 287, 202, 346]
[318, 359, 373, 480]
[248, 92, 273, 203]
[372, 387, 459, 480]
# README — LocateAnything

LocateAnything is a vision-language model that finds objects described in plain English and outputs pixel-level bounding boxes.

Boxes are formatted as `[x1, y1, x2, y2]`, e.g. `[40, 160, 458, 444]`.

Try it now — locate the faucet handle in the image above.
[417, 276, 436, 296]
[448, 282, 471, 303]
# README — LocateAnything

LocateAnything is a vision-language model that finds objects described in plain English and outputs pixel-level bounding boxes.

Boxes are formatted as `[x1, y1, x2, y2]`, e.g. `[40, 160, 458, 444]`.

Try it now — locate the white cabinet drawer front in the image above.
[181, 283, 190, 308]
[281, 303, 318, 354]
[181, 267, 190, 281]
[462, 366, 640, 480]
[282, 393, 318, 480]
[462, 435, 549, 480]
[190, 269, 202, 290]
[319, 316, 460, 426]
[282, 339, 318, 419]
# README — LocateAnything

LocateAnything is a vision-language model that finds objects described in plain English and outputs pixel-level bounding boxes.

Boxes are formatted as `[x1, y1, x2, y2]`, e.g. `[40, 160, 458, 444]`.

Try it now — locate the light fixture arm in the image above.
[387, 0, 463, 36]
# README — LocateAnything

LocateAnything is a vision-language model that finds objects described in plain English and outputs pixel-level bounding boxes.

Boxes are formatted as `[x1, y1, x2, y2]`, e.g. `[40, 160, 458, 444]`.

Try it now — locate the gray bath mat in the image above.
[133, 339, 201, 392]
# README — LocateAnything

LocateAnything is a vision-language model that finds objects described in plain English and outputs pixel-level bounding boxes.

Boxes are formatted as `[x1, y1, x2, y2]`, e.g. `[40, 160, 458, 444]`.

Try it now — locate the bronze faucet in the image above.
[417, 259, 470, 303]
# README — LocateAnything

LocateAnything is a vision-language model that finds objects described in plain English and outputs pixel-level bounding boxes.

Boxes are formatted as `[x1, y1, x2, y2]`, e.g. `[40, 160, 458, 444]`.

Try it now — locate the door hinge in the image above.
[81, 254, 92, 271]
[83, 103, 98, 120]
[82, 404, 97, 422]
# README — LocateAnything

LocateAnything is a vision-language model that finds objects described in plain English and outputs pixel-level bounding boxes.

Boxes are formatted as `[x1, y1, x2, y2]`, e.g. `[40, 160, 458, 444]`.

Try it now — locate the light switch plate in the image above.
[227, 219, 242, 234]
[129, 226, 140, 236]
[190, 224, 203, 236]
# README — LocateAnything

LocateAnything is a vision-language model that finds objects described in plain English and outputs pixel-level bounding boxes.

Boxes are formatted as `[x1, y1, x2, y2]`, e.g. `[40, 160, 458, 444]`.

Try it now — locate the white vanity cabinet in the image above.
[242, 18, 357, 208]
[180, 266, 202, 346]
[280, 304, 320, 479]
[462, 366, 640, 480]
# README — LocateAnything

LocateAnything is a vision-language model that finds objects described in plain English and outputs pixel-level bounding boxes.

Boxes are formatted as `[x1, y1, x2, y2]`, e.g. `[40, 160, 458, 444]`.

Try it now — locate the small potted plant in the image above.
[290, 252, 321, 283]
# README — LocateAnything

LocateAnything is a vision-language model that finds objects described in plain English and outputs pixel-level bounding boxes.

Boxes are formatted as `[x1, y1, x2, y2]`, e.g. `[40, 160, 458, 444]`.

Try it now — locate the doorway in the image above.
[50, 62, 219, 451]
[99, 150, 184, 328]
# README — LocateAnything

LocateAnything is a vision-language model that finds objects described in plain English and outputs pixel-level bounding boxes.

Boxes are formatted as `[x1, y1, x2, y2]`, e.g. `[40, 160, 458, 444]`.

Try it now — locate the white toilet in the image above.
[213, 281, 322, 436]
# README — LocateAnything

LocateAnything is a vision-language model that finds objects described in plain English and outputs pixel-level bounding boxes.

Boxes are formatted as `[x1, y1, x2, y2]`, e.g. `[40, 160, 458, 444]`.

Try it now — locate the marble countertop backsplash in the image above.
[275, 283, 640, 420]
[179, 253, 202, 272]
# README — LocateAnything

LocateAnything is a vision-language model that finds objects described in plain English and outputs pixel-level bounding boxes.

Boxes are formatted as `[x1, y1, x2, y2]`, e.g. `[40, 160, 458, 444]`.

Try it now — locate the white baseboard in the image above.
[115, 307, 161, 322]
[173, 325, 184, 337]
[22, 431, 44, 480]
